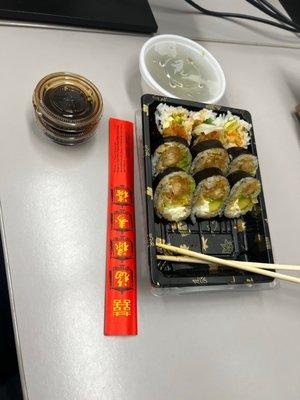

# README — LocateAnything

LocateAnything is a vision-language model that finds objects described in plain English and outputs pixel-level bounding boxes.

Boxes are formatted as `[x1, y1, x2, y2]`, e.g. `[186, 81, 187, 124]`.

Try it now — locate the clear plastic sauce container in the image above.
[33, 72, 103, 145]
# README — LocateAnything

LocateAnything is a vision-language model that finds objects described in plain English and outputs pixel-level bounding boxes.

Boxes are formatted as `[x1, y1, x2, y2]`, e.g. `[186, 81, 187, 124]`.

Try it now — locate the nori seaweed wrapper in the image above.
[227, 170, 252, 187]
[193, 167, 223, 185]
[160, 135, 189, 148]
[191, 139, 224, 158]
[153, 167, 184, 190]
[227, 147, 250, 160]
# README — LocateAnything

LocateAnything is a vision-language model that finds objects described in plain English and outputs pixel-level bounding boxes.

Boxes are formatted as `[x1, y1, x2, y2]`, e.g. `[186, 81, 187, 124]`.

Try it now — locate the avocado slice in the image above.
[178, 156, 190, 170]
[209, 199, 222, 213]
[238, 196, 251, 210]
[174, 115, 183, 124]
[224, 120, 239, 132]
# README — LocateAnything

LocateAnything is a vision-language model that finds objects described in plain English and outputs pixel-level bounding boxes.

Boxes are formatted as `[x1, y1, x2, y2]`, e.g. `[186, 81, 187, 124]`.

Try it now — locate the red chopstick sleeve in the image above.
[104, 118, 137, 336]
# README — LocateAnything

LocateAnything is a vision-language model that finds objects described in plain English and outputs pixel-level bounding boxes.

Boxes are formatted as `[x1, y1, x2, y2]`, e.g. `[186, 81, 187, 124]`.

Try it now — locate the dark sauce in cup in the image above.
[33, 72, 103, 145]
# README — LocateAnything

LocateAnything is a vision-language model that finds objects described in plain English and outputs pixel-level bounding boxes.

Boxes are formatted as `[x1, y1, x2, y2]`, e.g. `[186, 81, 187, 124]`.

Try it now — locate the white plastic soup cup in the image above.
[139, 34, 226, 104]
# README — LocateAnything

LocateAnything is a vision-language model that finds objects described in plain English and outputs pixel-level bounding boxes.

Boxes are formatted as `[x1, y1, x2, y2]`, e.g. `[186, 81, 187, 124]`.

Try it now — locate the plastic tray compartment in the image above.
[141, 94, 275, 293]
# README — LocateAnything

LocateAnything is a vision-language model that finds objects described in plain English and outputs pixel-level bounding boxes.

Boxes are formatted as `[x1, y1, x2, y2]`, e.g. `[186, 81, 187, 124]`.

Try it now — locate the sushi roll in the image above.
[214, 111, 251, 149]
[154, 169, 195, 222]
[190, 140, 230, 175]
[191, 168, 230, 220]
[190, 108, 223, 143]
[192, 129, 223, 145]
[155, 103, 194, 144]
[152, 138, 192, 177]
[190, 109, 217, 133]
[224, 171, 261, 218]
[227, 147, 258, 177]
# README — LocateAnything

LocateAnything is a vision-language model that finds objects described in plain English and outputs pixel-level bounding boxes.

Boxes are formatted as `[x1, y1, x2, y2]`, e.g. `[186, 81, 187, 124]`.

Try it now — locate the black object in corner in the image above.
[0, 0, 158, 33]
[0, 236, 23, 400]
[279, 0, 300, 24]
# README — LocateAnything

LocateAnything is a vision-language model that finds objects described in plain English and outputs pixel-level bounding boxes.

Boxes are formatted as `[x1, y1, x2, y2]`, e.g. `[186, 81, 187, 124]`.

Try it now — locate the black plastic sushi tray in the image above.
[141, 94, 274, 291]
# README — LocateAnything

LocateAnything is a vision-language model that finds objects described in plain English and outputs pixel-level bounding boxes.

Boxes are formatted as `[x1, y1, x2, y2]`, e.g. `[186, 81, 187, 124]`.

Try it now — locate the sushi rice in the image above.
[154, 171, 195, 222]
[152, 104, 258, 221]
[189, 108, 251, 149]
[214, 111, 251, 149]
[191, 147, 230, 175]
[192, 174, 230, 220]
[155, 103, 194, 143]
[190, 109, 217, 134]
[224, 176, 261, 218]
[228, 153, 258, 177]
[192, 129, 223, 145]
[152, 141, 192, 177]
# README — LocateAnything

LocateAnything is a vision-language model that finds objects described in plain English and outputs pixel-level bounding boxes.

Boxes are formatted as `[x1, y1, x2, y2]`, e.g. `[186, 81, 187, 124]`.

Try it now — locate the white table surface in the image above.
[0, 14, 300, 400]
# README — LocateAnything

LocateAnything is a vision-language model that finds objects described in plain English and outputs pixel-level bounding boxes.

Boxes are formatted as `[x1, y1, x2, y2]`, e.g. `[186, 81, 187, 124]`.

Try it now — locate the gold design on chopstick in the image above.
[144, 144, 150, 158]
[142, 104, 149, 116]
[201, 237, 209, 252]
[113, 299, 131, 317]
[192, 276, 208, 285]
[146, 186, 153, 199]
[220, 239, 234, 254]
[245, 277, 254, 285]
[236, 218, 246, 232]
[229, 276, 236, 284]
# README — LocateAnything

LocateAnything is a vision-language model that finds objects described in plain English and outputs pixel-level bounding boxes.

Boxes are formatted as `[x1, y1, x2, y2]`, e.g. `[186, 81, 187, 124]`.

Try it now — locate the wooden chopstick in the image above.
[157, 255, 209, 265]
[156, 242, 300, 285]
[157, 255, 300, 271]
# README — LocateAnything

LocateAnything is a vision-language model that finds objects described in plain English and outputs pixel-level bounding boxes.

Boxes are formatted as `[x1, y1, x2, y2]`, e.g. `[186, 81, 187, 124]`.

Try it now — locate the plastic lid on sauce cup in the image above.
[33, 72, 103, 145]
